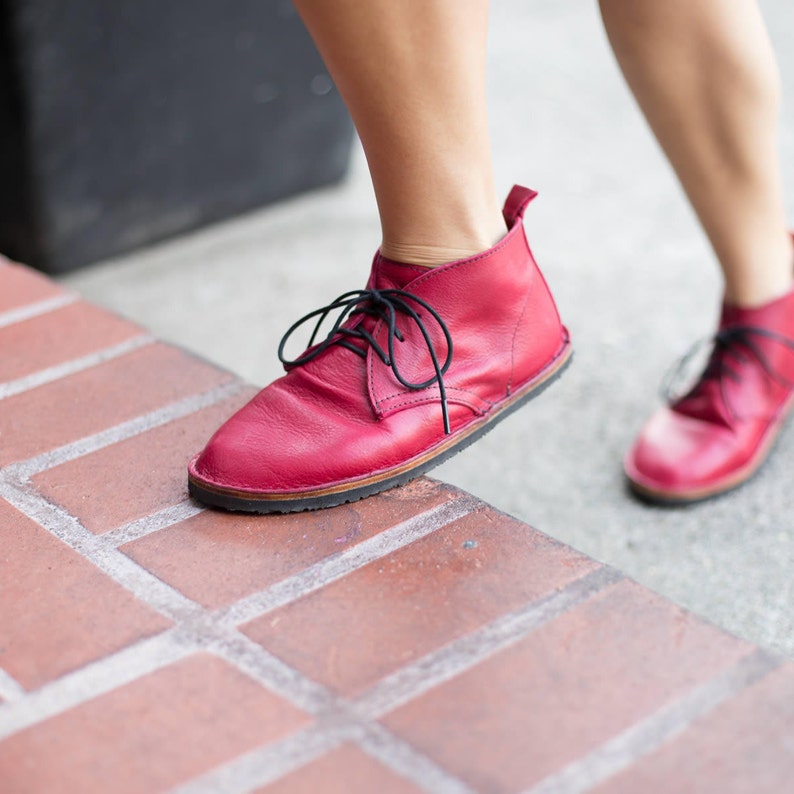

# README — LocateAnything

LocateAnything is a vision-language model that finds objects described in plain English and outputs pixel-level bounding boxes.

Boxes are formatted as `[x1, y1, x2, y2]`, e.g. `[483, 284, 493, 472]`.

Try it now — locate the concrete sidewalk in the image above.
[62, 0, 794, 660]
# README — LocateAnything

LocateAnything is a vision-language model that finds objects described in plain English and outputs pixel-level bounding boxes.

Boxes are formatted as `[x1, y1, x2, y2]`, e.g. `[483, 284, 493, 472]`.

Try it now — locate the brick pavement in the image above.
[2, 257, 794, 793]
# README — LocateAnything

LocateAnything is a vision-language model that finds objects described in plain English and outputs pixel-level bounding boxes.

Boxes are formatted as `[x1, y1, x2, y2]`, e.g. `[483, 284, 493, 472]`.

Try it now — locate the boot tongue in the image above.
[282, 254, 431, 369]
[369, 253, 436, 291]
[674, 379, 733, 427]
[720, 302, 766, 329]
[671, 299, 736, 426]
[675, 291, 794, 427]
[720, 286, 794, 332]
[319, 253, 435, 361]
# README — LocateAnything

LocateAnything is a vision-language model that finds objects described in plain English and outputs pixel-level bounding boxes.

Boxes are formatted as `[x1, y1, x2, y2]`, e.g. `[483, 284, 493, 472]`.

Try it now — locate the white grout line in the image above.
[216, 496, 477, 627]
[0, 630, 193, 741]
[0, 335, 154, 400]
[168, 560, 616, 794]
[0, 481, 204, 623]
[205, 628, 339, 716]
[0, 487, 482, 793]
[0, 287, 685, 794]
[0, 494, 472, 739]
[8, 447, 765, 794]
[355, 566, 623, 719]
[0, 478, 603, 794]
[167, 722, 354, 794]
[3, 380, 244, 479]
[355, 721, 477, 794]
[0, 669, 26, 704]
[525, 648, 783, 794]
[103, 500, 205, 547]
[168, 643, 479, 794]
[0, 294, 77, 329]
[9, 397, 760, 794]
[171, 717, 477, 794]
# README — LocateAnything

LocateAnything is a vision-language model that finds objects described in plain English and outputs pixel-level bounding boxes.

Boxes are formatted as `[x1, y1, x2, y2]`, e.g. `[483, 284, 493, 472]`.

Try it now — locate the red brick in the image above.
[33, 388, 258, 534]
[257, 744, 423, 794]
[593, 665, 794, 794]
[0, 343, 232, 466]
[382, 580, 752, 793]
[0, 654, 309, 794]
[242, 508, 600, 696]
[121, 478, 460, 609]
[0, 300, 143, 383]
[0, 498, 171, 689]
[0, 261, 65, 313]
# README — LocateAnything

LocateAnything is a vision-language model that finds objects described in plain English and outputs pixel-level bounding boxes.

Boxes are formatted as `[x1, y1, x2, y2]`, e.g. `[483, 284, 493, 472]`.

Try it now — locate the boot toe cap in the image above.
[625, 407, 738, 498]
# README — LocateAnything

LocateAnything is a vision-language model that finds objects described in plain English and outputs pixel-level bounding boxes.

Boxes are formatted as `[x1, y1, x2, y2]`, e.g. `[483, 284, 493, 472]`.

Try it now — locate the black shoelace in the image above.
[661, 324, 794, 419]
[278, 288, 454, 434]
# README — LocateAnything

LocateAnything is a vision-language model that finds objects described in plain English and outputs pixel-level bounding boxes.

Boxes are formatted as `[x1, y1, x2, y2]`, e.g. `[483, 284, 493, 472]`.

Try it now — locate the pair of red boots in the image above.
[189, 186, 794, 512]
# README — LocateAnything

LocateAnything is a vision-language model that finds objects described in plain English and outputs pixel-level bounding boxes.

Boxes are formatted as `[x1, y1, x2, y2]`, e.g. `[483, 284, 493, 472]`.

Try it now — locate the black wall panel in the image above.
[0, 0, 354, 272]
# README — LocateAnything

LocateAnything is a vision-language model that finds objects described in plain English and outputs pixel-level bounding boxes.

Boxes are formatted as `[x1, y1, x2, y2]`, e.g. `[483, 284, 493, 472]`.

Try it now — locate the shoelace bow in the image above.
[278, 288, 454, 434]
[661, 324, 794, 419]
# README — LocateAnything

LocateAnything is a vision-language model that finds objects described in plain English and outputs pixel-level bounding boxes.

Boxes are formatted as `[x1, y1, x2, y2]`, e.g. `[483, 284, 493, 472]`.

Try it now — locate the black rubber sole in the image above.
[188, 348, 573, 514]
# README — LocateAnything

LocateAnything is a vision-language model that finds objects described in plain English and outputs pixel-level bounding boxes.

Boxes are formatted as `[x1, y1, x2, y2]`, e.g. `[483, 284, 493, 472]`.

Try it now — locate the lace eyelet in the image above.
[278, 288, 454, 434]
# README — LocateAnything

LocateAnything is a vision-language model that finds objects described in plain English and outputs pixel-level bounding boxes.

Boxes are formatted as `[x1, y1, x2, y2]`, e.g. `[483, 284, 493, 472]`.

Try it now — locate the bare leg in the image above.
[600, 0, 792, 307]
[189, 4, 572, 512]
[292, 0, 506, 267]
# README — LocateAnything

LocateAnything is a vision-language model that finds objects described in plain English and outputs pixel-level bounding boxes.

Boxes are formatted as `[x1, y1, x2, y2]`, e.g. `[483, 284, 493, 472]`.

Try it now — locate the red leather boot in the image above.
[189, 186, 571, 512]
[626, 283, 794, 503]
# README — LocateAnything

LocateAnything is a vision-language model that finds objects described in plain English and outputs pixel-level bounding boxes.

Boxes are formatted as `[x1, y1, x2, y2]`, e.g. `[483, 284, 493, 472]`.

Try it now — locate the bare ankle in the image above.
[723, 230, 794, 307]
[380, 220, 507, 268]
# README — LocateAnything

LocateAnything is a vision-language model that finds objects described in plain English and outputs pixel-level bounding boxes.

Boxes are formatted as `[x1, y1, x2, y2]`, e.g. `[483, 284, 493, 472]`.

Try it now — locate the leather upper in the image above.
[626, 283, 794, 497]
[190, 185, 568, 495]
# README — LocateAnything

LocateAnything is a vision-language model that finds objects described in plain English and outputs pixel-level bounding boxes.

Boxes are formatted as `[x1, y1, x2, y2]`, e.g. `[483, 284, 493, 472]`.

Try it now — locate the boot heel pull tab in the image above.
[502, 185, 539, 226]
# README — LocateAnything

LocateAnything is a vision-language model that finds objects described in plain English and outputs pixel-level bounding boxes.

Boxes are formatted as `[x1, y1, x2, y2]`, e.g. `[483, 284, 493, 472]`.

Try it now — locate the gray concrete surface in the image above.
[61, 1, 794, 656]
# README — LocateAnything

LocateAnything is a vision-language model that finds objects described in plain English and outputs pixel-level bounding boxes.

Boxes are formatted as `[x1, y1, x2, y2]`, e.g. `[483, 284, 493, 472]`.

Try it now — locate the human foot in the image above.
[626, 280, 794, 504]
[188, 186, 571, 512]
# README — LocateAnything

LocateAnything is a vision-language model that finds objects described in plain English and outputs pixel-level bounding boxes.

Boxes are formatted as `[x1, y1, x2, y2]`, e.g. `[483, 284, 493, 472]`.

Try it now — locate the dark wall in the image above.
[0, 0, 354, 272]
